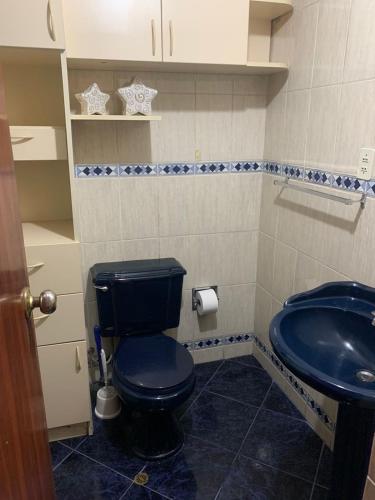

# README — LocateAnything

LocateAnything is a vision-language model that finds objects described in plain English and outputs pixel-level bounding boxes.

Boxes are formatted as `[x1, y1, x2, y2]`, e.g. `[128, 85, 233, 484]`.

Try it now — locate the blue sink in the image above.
[270, 282, 375, 500]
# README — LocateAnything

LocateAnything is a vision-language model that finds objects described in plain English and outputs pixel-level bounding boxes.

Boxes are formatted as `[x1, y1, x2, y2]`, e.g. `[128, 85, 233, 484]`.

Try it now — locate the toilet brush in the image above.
[94, 348, 122, 420]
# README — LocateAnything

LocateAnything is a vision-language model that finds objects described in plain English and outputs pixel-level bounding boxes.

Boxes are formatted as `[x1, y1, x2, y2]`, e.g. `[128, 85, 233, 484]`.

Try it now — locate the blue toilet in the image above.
[91, 258, 196, 460]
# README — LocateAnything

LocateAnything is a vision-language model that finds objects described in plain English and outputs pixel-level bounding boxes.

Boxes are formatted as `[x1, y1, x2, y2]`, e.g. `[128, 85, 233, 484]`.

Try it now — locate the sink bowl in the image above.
[271, 305, 375, 407]
[269, 282, 375, 500]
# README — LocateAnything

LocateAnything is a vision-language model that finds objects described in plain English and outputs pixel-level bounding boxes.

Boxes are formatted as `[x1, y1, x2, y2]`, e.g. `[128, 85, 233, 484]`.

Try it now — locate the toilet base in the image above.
[131, 409, 184, 460]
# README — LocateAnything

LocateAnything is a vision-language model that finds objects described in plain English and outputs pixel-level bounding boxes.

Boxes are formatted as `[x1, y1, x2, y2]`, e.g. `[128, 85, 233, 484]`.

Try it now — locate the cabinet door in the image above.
[162, 0, 249, 65]
[0, 0, 64, 49]
[38, 341, 91, 429]
[63, 0, 162, 62]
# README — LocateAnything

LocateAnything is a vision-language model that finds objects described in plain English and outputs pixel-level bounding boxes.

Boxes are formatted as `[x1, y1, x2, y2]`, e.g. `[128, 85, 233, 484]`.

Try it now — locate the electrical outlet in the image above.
[357, 148, 375, 180]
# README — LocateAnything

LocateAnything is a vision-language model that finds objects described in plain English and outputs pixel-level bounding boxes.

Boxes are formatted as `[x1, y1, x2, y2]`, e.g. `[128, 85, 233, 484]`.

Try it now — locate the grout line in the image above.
[118, 481, 134, 500]
[200, 388, 259, 410]
[309, 443, 325, 500]
[52, 449, 74, 472]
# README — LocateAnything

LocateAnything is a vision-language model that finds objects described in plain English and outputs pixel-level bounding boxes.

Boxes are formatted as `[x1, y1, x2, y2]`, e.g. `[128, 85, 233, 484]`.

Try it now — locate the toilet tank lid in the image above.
[91, 258, 186, 285]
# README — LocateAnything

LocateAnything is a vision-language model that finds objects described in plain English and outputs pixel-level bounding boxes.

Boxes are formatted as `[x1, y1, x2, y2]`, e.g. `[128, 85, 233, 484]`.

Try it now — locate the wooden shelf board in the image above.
[250, 0, 293, 20]
[70, 114, 161, 122]
[23, 220, 76, 246]
[67, 58, 287, 75]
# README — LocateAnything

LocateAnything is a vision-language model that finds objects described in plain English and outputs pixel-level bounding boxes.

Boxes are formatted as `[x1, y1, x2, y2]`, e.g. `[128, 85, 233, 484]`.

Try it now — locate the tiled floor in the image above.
[51, 355, 333, 499]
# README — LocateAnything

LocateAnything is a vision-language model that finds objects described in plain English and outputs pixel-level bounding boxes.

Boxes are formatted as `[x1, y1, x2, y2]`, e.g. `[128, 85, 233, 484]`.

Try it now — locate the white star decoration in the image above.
[75, 83, 110, 115]
[117, 80, 158, 116]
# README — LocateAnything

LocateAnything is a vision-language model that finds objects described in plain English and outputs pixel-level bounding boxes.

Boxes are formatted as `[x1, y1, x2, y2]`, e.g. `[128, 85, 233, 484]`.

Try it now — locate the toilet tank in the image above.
[91, 258, 186, 336]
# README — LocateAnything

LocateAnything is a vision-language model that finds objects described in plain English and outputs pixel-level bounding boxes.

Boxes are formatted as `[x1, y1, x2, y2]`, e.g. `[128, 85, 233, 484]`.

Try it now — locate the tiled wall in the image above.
[255, 0, 375, 492]
[69, 70, 268, 362]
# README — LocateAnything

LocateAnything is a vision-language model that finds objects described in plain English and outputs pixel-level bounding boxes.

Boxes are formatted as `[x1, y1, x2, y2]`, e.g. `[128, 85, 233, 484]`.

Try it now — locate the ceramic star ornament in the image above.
[117, 79, 158, 116]
[75, 83, 110, 115]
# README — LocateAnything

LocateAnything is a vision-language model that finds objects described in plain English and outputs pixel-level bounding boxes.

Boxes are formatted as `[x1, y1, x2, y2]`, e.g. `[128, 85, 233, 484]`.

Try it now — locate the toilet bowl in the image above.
[91, 258, 195, 460]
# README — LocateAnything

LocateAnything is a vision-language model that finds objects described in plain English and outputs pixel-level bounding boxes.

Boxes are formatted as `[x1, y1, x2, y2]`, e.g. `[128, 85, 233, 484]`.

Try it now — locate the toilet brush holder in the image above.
[95, 385, 122, 420]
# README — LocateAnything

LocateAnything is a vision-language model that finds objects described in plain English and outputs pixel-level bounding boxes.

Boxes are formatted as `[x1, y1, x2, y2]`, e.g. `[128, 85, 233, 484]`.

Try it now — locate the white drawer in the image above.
[26, 242, 82, 295]
[38, 341, 91, 430]
[10, 126, 67, 161]
[34, 293, 85, 346]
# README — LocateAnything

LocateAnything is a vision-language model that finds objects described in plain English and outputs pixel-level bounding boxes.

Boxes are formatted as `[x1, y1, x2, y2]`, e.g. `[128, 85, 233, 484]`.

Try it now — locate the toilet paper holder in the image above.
[192, 286, 218, 311]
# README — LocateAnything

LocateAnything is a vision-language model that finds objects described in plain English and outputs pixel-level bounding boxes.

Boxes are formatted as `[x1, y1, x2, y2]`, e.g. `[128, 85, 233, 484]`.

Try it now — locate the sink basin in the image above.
[271, 305, 375, 407]
[269, 282, 375, 500]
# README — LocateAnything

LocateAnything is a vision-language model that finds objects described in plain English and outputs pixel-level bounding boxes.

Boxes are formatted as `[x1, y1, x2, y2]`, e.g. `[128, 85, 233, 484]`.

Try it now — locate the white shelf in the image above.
[22, 220, 76, 247]
[246, 61, 288, 74]
[250, 0, 293, 20]
[70, 114, 161, 122]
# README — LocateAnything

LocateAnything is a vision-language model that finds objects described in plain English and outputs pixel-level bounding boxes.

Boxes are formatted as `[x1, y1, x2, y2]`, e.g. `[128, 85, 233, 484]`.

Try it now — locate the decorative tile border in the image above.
[182, 332, 254, 351]
[74, 160, 375, 200]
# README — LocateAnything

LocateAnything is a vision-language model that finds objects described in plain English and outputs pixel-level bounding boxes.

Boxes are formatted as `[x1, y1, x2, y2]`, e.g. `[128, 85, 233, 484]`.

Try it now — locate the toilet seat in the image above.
[113, 333, 195, 411]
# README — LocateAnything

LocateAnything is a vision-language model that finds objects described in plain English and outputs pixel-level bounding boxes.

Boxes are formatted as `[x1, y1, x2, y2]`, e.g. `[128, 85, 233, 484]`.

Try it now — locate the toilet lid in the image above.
[114, 333, 194, 390]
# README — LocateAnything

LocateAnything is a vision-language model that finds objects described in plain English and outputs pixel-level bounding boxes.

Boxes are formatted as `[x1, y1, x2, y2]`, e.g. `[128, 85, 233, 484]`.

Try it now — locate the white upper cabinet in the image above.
[62, 0, 162, 61]
[162, 0, 249, 65]
[0, 0, 64, 49]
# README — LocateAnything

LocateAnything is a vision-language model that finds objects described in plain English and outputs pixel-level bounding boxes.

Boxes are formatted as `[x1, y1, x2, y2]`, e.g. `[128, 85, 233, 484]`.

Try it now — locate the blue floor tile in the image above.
[54, 452, 131, 500]
[121, 484, 168, 499]
[194, 360, 224, 392]
[144, 434, 235, 500]
[58, 436, 87, 450]
[207, 360, 272, 407]
[182, 390, 258, 452]
[50, 442, 72, 468]
[262, 383, 304, 420]
[217, 454, 313, 500]
[241, 409, 322, 482]
[311, 485, 329, 500]
[78, 413, 145, 479]
[316, 445, 333, 488]
[230, 355, 264, 370]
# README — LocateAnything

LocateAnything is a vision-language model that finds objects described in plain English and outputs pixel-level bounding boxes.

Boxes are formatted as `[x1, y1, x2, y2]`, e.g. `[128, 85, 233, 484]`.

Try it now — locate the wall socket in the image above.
[357, 148, 375, 180]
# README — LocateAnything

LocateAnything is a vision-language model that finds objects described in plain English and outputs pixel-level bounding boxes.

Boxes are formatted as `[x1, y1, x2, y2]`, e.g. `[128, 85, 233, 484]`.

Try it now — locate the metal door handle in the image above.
[151, 19, 156, 56]
[47, 0, 56, 42]
[22, 288, 57, 319]
[169, 20, 174, 57]
[11, 136, 33, 144]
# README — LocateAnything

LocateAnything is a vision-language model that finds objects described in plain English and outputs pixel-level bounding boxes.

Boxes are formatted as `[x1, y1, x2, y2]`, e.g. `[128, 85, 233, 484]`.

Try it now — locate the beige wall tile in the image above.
[264, 89, 287, 161]
[270, 13, 293, 67]
[254, 285, 273, 345]
[233, 75, 268, 96]
[195, 74, 233, 95]
[192, 346, 224, 364]
[121, 238, 159, 261]
[152, 93, 196, 163]
[344, 0, 375, 83]
[118, 178, 159, 239]
[160, 231, 258, 290]
[272, 240, 298, 302]
[154, 72, 195, 94]
[232, 95, 266, 159]
[369, 441, 375, 482]
[288, 3, 319, 91]
[284, 90, 310, 164]
[312, 0, 351, 87]
[74, 179, 121, 243]
[81, 241, 123, 301]
[175, 284, 256, 341]
[335, 80, 375, 175]
[195, 93, 233, 161]
[259, 174, 280, 237]
[72, 122, 118, 164]
[305, 85, 340, 170]
[257, 232, 275, 291]
[223, 342, 253, 359]
[116, 122, 154, 163]
[158, 174, 262, 237]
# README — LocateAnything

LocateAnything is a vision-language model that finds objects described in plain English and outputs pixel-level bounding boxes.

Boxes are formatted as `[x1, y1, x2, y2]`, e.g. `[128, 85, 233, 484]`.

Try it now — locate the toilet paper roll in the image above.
[196, 288, 218, 316]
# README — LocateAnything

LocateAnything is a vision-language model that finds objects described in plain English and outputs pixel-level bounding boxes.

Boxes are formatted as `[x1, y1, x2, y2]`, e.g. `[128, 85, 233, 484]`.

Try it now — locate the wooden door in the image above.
[0, 66, 55, 500]
[62, 0, 162, 62]
[162, 0, 249, 65]
[0, 0, 64, 50]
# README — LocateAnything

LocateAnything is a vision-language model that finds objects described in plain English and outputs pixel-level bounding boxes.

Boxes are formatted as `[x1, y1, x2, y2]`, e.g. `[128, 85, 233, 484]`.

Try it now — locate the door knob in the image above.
[22, 288, 57, 319]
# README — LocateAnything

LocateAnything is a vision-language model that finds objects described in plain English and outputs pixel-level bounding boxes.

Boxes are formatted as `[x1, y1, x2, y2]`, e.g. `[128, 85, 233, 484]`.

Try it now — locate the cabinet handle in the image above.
[11, 136, 33, 145]
[33, 313, 49, 322]
[76, 346, 82, 372]
[151, 19, 156, 57]
[27, 262, 45, 272]
[47, 0, 56, 42]
[169, 20, 174, 57]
